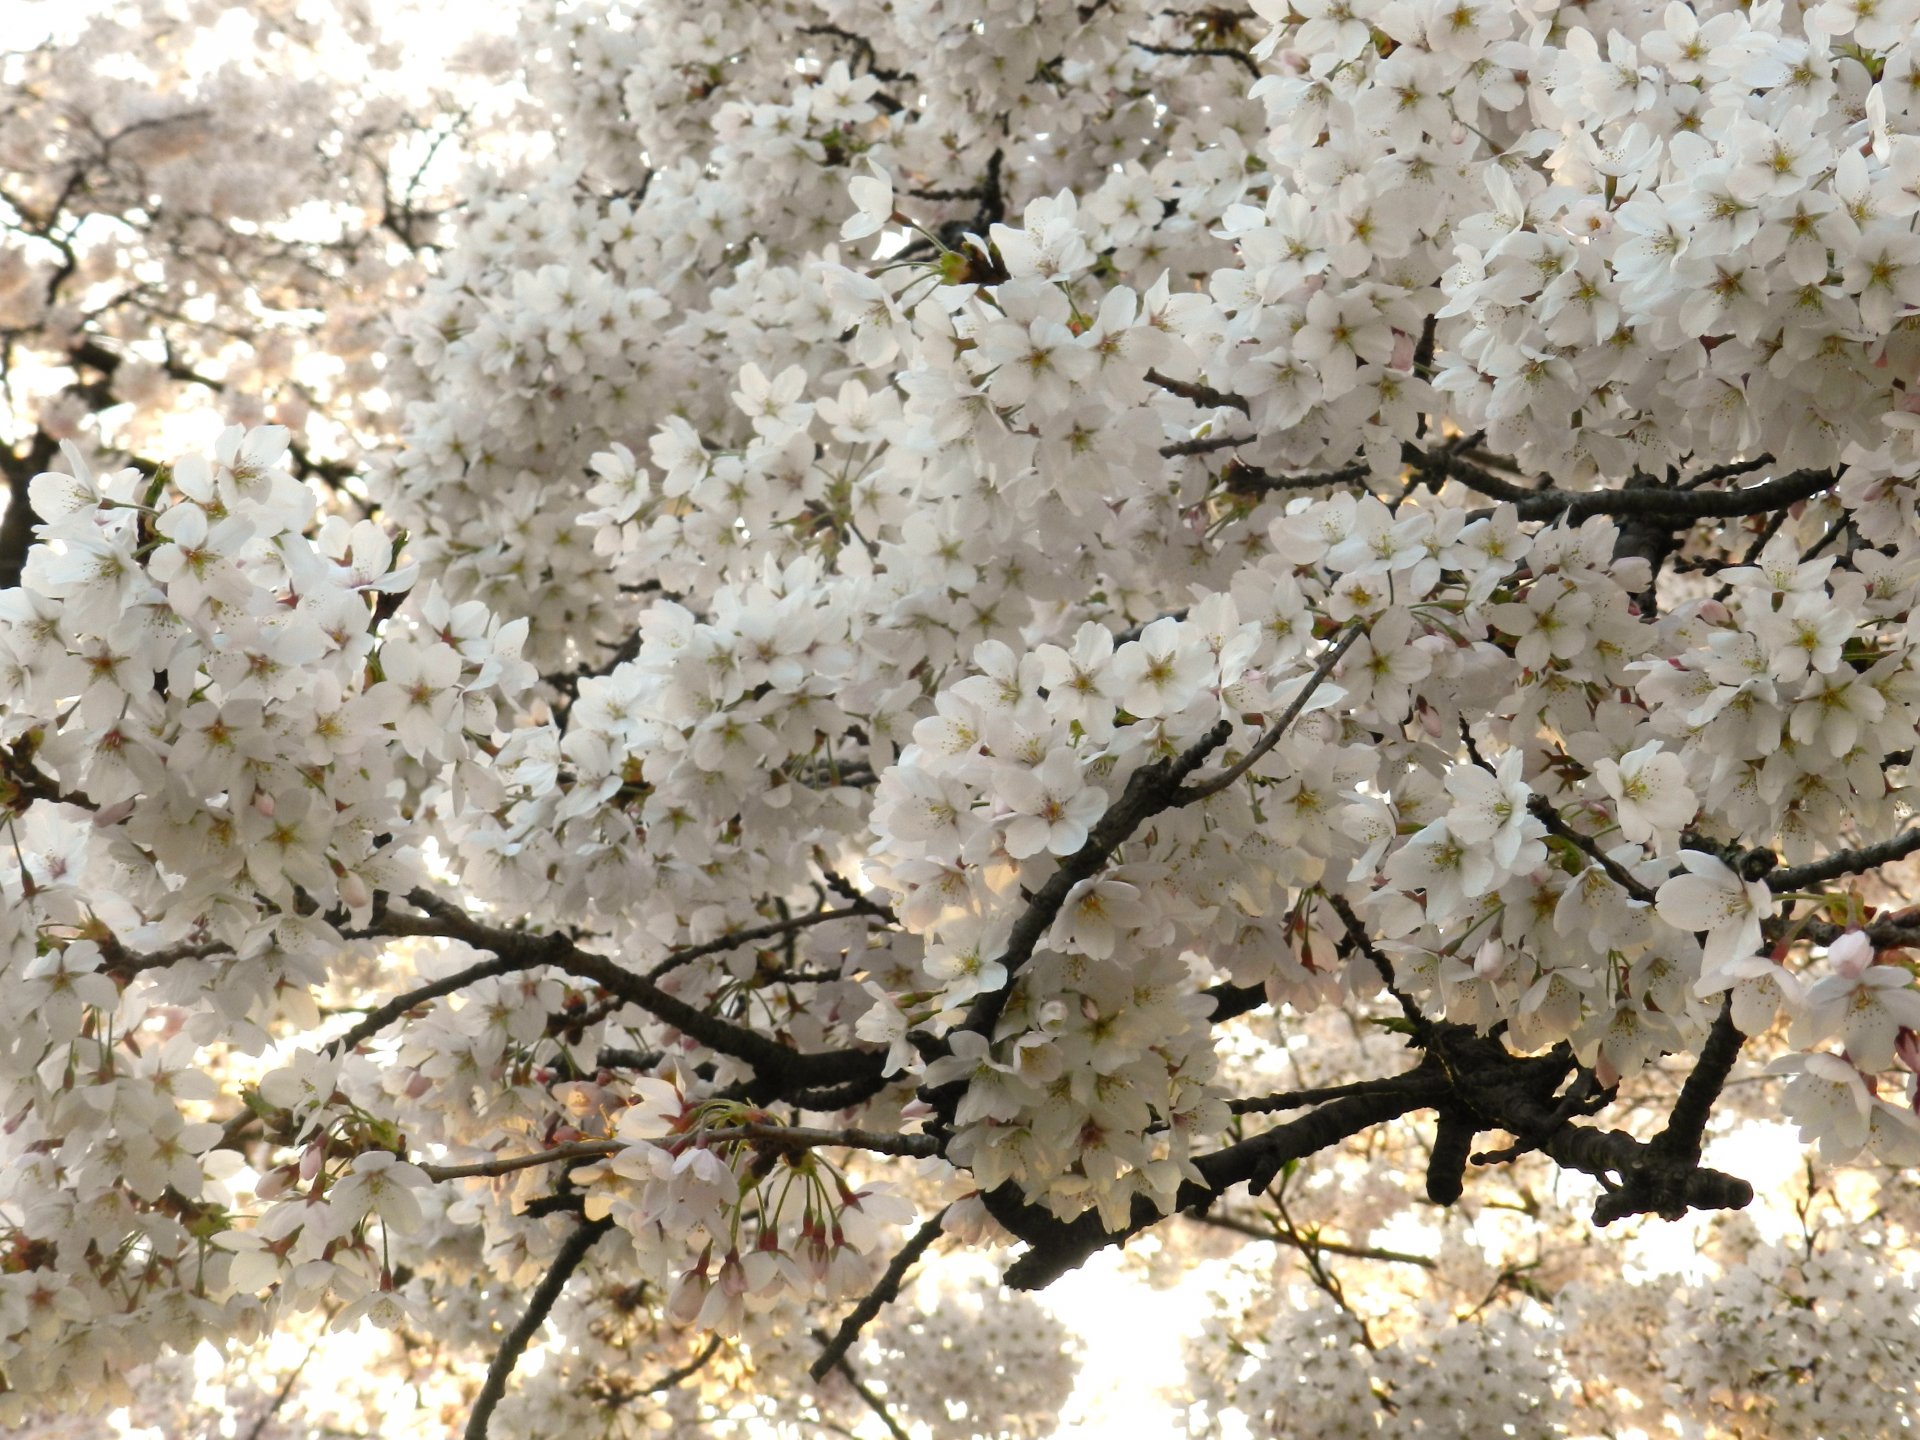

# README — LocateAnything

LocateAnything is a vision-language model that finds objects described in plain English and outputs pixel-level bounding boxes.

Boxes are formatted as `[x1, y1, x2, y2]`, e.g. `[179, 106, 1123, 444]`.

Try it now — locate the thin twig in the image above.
[422, 1141, 620, 1182]
[1160, 431, 1254, 458]
[242, 1331, 323, 1440]
[1146, 367, 1250, 414]
[645, 904, 886, 981]
[421, 1124, 941, 1183]
[810, 1329, 912, 1440]
[1179, 623, 1365, 802]
[1131, 40, 1260, 78]
[1189, 1210, 1436, 1267]
[1526, 796, 1657, 903]
[641, 1333, 723, 1394]
[1230, 1077, 1426, 1114]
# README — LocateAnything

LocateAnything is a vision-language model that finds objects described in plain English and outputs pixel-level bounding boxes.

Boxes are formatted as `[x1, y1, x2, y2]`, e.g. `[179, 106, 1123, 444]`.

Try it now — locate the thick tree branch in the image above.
[1646, 997, 1745, 1175]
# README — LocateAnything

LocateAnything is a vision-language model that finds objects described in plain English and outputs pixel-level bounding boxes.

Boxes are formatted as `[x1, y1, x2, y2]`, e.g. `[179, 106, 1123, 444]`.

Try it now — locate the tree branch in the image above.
[994, 1085, 1433, 1290]
[1526, 795, 1658, 903]
[1177, 623, 1365, 803]
[463, 1217, 612, 1440]
[1188, 1210, 1436, 1267]
[925, 718, 1235, 1071]
[1772, 828, 1920, 890]
[644, 903, 889, 981]
[348, 893, 886, 1100]
[1131, 40, 1260, 78]
[808, 1206, 950, 1381]
[1146, 368, 1250, 415]
[810, 1329, 912, 1440]
[422, 1141, 619, 1182]
[420, 1125, 940, 1183]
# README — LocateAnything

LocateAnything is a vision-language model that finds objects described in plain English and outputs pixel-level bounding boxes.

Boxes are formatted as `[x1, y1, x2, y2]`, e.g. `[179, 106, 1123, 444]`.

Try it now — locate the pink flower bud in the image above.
[1895, 1027, 1920, 1076]
[665, 1271, 707, 1326]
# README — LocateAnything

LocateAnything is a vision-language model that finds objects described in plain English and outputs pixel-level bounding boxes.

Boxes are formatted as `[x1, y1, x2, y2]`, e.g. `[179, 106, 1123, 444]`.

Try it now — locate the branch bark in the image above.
[463, 1217, 612, 1440]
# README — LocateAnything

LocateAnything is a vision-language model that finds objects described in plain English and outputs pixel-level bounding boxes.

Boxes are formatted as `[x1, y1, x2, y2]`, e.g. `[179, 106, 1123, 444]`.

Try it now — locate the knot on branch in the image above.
[1425, 1107, 1476, 1206]
[1591, 1162, 1755, 1225]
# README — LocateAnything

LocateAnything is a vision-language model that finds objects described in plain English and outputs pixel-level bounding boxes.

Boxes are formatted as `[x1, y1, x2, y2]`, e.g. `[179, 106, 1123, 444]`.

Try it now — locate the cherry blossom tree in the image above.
[4, 0, 1920, 1436]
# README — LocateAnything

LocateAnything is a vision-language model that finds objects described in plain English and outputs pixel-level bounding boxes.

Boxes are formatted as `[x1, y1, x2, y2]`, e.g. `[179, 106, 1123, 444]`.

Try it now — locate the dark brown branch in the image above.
[1160, 431, 1254, 458]
[1179, 623, 1365, 802]
[642, 1333, 723, 1395]
[101, 936, 236, 979]
[1772, 828, 1920, 890]
[1206, 428, 1836, 531]
[1685, 453, 1775, 487]
[1646, 997, 1744, 1174]
[1526, 795, 1657, 903]
[646, 903, 888, 981]
[797, 22, 917, 84]
[810, 1329, 912, 1440]
[935, 718, 1235, 1059]
[1132, 40, 1260, 78]
[326, 947, 538, 1056]
[1146, 367, 1250, 415]
[420, 1125, 939, 1182]
[0, 428, 58, 589]
[1222, 459, 1368, 496]
[347, 893, 886, 1099]
[994, 999, 1755, 1286]
[422, 1141, 619, 1182]
[1230, 1076, 1424, 1114]
[994, 1085, 1433, 1290]
[1489, 465, 1838, 524]
[463, 1217, 612, 1440]
[1205, 979, 1267, 1023]
[1324, 890, 1429, 1034]
[809, 1206, 950, 1381]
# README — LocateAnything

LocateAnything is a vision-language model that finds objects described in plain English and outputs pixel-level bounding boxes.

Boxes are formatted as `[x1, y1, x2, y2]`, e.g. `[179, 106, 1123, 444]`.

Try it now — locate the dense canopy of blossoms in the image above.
[4, 0, 1920, 1435]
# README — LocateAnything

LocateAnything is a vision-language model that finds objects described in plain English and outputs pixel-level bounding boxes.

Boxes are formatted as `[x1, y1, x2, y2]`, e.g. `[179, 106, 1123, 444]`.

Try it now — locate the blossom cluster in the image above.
[12, 0, 1920, 1432]
[0, 427, 530, 1399]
